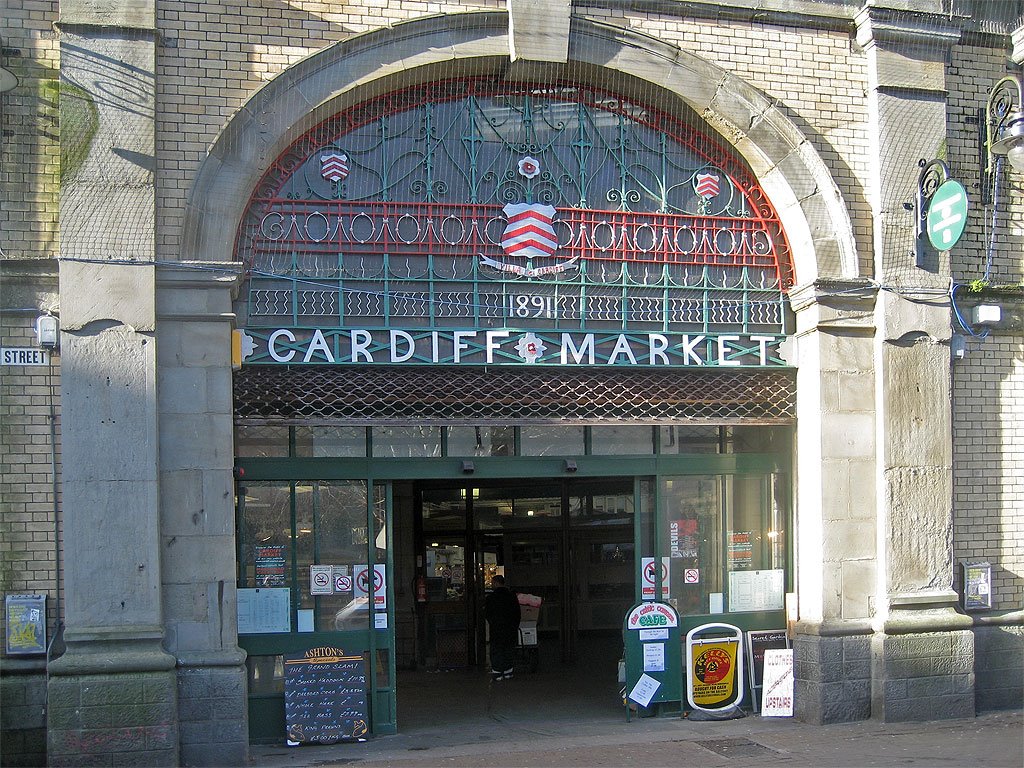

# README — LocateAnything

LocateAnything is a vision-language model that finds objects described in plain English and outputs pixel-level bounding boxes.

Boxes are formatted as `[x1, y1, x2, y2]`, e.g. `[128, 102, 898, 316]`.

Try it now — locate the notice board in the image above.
[284, 647, 368, 744]
[745, 629, 789, 712]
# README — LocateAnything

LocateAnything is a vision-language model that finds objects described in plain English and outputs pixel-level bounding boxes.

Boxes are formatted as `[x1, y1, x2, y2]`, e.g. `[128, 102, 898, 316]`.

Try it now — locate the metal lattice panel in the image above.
[233, 367, 796, 424]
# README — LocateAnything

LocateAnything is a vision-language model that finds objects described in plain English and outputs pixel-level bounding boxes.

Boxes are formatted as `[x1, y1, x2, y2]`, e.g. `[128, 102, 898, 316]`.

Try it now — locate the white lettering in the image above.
[718, 335, 741, 366]
[268, 329, 296, 362]
[351, 330, 373, 362]
[303, 329, 334, 363]
[750, 335, 775, 366]
[680, 335, 705, 365]
[648, 334, 670, 365]
[607, 334, 638, 365]
[485, 331, 510, 363]
[561, 334, 595, 365]
[453, 331, 474, 363]
[390, 330, 415, 363]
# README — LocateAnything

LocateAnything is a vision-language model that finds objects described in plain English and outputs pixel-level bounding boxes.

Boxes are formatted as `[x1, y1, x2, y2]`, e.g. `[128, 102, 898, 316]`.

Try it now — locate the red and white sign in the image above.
[500, 203, 558, 258]
[641, 557, 671, 600]
[684, 568, 700, 584]
[354, 563, 387, 609]
[695, 172, 720, 199]
[310, 565, 333, 595]
[320, 152, 349, 182]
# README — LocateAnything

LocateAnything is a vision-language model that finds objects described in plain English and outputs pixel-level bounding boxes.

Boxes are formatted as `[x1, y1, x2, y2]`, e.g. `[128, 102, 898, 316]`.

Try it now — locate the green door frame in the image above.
[235, 449, 790, 739]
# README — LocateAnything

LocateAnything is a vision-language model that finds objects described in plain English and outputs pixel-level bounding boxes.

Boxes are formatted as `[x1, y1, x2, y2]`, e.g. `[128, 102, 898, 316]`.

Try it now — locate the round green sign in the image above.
[926, 179, 969, 251]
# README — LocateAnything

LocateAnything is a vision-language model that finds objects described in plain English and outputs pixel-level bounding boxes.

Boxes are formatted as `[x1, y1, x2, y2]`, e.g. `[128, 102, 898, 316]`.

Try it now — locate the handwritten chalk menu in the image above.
[284, 647, 368, 744]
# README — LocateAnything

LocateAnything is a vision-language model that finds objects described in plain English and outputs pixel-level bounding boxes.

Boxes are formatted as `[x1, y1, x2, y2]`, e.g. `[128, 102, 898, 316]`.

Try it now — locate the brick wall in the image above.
[952, 338, 1024, 611]
[947, 42, 1024, 615]
[0, 314, 61, 630]
[0, 0, 60, 261]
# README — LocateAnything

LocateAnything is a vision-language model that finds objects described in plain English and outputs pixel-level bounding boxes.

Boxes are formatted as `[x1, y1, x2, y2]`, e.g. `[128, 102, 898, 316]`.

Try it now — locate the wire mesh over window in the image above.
[233, 366, 795, 425]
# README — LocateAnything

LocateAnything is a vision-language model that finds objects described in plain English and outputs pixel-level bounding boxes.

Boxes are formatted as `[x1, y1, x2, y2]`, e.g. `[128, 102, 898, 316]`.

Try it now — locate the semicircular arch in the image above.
[180, 11, 857, 287]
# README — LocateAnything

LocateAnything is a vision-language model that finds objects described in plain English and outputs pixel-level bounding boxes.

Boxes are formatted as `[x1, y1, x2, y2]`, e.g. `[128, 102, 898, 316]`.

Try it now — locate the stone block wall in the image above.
[46, 670, 179, 767]
[794, 633, 872, 724]
[973, 623, 1024, 711]
[872, 631, 975, 722]
[176, 666, 247, 767]
[0, 668, 46, 767]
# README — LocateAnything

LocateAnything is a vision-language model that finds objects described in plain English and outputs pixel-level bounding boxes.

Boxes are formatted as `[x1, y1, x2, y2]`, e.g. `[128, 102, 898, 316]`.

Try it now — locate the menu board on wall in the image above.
[237, 588, 291, 634]
[284, 647, 368, 744]
[728, 569, 785, 612]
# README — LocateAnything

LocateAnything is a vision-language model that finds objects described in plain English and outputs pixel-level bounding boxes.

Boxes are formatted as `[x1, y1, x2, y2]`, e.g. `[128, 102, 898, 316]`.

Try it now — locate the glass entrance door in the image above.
[418, 478, 636, 669]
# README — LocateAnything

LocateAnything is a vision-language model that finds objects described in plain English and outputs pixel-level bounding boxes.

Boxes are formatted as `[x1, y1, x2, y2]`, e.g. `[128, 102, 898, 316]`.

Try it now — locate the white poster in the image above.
[760, 649, 794, 717]
[728, 569, 785, 612]
[628, 673, 661, 707]
[643, 643, 665, 672]
[309, 565, 334, 595]
[640, 557, 671, 600]
[237, 588, 291, 634]
[354, 564, 387, 609]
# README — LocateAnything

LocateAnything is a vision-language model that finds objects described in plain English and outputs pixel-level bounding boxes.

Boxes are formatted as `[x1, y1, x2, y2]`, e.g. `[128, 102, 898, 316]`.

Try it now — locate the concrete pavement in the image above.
[252, 703, 1022, 767]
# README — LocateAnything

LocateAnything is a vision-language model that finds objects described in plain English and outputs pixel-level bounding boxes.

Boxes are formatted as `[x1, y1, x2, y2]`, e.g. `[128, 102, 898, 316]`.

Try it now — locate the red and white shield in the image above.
[320, 152, 349, 182]
[695, 172, 720, 199]
[500, 203, 558, 258]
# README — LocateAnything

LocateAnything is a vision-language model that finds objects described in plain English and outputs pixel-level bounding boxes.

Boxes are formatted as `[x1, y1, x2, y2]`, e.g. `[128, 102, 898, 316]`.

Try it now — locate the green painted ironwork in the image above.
[237, 78, 793, 343]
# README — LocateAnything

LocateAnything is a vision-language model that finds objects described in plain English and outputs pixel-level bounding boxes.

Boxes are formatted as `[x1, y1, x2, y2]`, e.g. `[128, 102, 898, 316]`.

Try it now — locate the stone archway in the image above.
[177, 8, 876, 729]
[180, 11, 857, 287]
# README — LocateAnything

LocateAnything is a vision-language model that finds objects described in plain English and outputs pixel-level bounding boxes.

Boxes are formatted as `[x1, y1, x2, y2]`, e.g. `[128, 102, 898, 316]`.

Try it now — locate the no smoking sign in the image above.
[310, 565, 333, 595]
[684, 568, 700, 584]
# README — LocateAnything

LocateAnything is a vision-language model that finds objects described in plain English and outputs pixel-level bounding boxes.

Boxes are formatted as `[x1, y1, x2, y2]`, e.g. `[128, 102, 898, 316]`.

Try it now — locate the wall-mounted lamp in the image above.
[984, 73, 1024, 204]
[563, 459, 577, 473]
[461, 460, 475, 474]
[35, 314, 59, 348]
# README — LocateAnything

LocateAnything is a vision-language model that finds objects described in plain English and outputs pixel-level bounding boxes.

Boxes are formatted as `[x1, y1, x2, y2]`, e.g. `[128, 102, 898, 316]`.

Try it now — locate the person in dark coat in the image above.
[484, 575, 521, 681]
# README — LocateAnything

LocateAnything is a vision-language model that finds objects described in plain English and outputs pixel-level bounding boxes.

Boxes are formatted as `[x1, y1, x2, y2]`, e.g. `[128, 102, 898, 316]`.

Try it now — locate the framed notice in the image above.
[237, 588, 291, 634]
[5, 595, 46, 655]
[961, 562, 992, 611]
[728, 569, 785, 612]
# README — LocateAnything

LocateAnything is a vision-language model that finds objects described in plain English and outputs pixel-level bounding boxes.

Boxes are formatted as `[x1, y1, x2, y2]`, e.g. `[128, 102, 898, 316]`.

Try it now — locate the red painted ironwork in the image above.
[236, 77, 795, 289]
[249, 200, 782, 273]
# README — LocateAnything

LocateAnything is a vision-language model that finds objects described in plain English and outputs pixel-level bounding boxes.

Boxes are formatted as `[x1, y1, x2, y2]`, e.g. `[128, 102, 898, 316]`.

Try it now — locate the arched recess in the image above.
[180, 11, 857, 287]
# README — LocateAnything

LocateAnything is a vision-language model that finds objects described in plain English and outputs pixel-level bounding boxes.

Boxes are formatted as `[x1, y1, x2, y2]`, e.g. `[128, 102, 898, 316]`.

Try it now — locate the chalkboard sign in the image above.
[745, 629, 789, 712]
[284, 647, 368, 744]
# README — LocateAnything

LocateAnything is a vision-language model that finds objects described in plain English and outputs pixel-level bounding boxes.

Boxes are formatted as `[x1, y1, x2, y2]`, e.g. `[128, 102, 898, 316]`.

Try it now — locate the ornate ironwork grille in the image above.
[235, 78, 794, 342]
[233, 78, 797, 423]
[233, 366, 796, 424]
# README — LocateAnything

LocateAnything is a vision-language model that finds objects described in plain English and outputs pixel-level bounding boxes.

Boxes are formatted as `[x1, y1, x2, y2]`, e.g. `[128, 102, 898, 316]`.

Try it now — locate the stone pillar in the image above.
[790, 279, 878, 724]
[48, 1, 179, 765]
[856, 4, 974, 722]
[156, 264, 248, 766]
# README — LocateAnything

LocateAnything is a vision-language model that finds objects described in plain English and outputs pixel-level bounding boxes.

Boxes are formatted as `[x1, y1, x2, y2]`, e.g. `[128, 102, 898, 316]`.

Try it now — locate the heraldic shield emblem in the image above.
[482, 203, 577, 277]
[501, 203, 558, 257]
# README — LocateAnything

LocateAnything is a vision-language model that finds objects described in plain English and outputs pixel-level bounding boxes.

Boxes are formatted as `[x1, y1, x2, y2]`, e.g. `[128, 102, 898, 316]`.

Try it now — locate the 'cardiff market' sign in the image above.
[236, 328, 789, 368]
